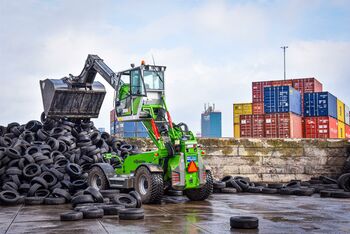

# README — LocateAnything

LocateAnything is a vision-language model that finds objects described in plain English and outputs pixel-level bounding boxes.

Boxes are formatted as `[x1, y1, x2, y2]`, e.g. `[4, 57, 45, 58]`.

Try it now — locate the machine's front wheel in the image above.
[88, 166, 109, 190]
[185, 170, 213, 201]
[135, 166, 164, 204]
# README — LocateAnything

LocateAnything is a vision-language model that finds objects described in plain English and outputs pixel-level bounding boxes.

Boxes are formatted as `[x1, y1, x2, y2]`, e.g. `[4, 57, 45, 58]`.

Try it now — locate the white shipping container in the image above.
[345, 105, 350, 125]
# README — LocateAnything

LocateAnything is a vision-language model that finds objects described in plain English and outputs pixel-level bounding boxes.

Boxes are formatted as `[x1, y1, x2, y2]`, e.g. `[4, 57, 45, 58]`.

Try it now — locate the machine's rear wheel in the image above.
[88, 166, 109, 190]
[185, 170, 213, 201]
[135, 166, 163, 204]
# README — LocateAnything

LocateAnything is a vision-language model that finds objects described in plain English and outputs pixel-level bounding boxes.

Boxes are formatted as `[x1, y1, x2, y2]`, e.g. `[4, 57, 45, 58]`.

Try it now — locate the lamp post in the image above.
[281, 46, 288, 80]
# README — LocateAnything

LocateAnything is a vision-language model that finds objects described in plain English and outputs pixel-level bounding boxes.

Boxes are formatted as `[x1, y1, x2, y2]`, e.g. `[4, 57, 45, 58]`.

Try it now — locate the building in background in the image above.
[110, 109, 148, 138]
[201, 104, 222, 137]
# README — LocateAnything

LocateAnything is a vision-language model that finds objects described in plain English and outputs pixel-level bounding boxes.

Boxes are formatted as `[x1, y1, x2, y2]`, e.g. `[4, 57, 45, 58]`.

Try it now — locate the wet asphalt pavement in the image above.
[1, 193, 350, 234]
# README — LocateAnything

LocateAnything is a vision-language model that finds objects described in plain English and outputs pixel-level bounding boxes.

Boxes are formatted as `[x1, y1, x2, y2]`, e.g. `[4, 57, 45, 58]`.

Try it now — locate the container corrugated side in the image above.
[252, 81, 272, 103]
[304, 92, 337, 118]
[337, 99, 345, 123]
[252, 102, 264, 114]
[233, 103, 252, 123]
[265, 114, 279, 138]
[346, 125, 350, 139]
[234, 123, 240, 138]
[345, 105, 350, 125]
[304, 116, 338, 139]
[338, 121, 345, 139]
[240, 115, 253, 138]
[252, 114, 265, 138]
[264, 86, 301, 115]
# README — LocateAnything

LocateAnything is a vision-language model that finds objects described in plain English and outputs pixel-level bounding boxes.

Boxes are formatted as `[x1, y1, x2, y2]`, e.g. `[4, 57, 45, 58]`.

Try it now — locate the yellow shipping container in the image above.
[234, 123, 240, 138]
[233, 103, 252, 123]
[337, 99, 345, 123]
[338, 121, 345, 138]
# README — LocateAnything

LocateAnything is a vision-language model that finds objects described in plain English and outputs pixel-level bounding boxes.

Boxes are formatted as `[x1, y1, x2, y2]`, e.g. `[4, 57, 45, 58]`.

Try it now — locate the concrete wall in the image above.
[126, 138, 350, 183]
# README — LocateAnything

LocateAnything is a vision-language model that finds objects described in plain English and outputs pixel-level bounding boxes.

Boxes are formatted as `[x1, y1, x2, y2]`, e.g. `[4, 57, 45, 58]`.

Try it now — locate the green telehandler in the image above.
[40, 54, 213, 203]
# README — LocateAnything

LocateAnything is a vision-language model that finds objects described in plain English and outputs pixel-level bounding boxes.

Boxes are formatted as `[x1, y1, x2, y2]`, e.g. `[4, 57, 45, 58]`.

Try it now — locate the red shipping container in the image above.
[252, 114, 265, 138]
[304, 117, 338, 139]
[265, 113, 302, 138]
[271, 79, 293, 87]
[346, 125, 350, 139]
[252, 81, 272, 103]
[292, 77, 323, 93]
[240, 115, 253, 138]
[265, 114, 279, 138]
[252, 102, 264, 114]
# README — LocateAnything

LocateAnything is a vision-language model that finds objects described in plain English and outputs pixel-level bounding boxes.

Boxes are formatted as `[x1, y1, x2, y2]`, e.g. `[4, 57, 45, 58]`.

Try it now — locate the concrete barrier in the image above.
[125, 138, 350, 183]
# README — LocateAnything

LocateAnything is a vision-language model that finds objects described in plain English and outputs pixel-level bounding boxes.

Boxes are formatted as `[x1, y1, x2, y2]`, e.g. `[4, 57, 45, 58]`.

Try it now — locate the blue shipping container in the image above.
[201, 112, 222, 137]
[264, 86, 301, 115]
[304, 92, 337, 118]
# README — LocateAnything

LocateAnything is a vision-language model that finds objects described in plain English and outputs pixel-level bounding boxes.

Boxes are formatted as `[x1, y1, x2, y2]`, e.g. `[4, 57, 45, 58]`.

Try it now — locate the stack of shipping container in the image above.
[110, 109, 148, 138]
[234, 78, 350, 139]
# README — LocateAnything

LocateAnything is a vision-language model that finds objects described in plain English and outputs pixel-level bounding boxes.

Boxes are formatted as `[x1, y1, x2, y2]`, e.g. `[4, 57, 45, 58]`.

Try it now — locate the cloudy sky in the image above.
[1, 0, 350, 137]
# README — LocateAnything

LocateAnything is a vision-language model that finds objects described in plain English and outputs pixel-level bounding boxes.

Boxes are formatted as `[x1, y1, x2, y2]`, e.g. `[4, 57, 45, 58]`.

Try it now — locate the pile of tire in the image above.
[0, 115, 138, 206]
[213, 174, 350, 198]
[60, 189, 144, 221]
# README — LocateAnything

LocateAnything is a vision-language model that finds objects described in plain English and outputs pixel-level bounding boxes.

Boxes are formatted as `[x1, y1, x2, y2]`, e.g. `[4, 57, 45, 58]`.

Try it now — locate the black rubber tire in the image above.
[279, 188, 297, 195]
[230, 216, 259, 229]
[229, 180, 243, 192]
[71, 194, 94, 206]
[101, 204, 124, 215]
[119, 208, 144, 220]
[82, 207, 104, 219]
[247, 186, 262, 193]
[23, 163, 41, 179]
[60, 211, 83, 221]
[286, 181, 301, 188]
[320, 190, 334, 198]
[221, 188, 237, 194]
[5, 148, 21, 159]
[293, 188, 314, 196]
[338, 173, 350, 192]
[70, 180, 88, 191]
[34, 189, 50, 198]
[6, 167, 22, 176]
[84, 187, 104, 203]
[221, 175, 234, 186]
[185, 170, 213, 201]
[28, 183, 42, 196]
[100, 189, 119, 199]
[213, 181, 226, 189]
[52, 188, 71, 202]
[31, 176, 48, 189]
[261, 188, 278, 194]
[65, 163, 82, 179]
[235, 179, 249, 191]
[112, 194, 137, 208]
[267, 183, 284, 189]
[0, 190, 21, 205]
[320, 176, 337, 184]
[134, 166, 164, 204]
[166, 189, 183, 196]
[24, 196, 44, 205]
[330, 191, 350, 198]
[88, 166, 109, 191]
[129, 191, 142, 208]
[44, 197, 66, 205]
[40, 171, 58, 187]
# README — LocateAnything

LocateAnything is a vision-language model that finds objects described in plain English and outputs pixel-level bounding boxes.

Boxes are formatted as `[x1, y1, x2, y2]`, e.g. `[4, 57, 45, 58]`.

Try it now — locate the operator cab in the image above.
[115, 63, 166, 121]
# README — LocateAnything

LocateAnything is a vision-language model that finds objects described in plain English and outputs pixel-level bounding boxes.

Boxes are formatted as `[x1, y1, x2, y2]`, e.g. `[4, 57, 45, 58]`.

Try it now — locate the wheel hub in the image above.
[139, 175, 149, 195]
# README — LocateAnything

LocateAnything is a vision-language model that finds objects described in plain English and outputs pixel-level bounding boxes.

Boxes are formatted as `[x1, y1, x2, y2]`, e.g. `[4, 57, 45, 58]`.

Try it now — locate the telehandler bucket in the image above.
[40, 79, 106, 119]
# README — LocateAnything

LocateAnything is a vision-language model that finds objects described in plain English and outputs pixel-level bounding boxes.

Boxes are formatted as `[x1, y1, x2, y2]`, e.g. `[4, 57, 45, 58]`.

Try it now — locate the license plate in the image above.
[186, 156, 197, 162]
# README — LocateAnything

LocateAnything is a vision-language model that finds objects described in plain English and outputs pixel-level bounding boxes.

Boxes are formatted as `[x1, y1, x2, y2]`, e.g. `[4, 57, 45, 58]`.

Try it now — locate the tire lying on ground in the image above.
[261, 188, 278, 194]
[230, 216, 259, 229]
[221, 188, 237, 194]
[44, 197, 66, 205]
[60, 211, 83, 221]
[330, 191, 350, 198]
[112, 194, 137, 208]
[119, 208, 145, 220]
[24, 196, 44, 205]
[0, 190, 21, 205]
[129, 191, 142, 208]
[213, 181, 226, 189]
[71, 194, 95, 206]
[82, 207, 104, 219]
[100, 204, 125, 215]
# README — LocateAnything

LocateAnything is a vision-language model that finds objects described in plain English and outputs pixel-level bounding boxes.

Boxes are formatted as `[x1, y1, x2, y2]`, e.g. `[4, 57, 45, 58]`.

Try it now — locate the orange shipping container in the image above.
[252, 102, 264, 114]
[346, 125, 350, 139]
